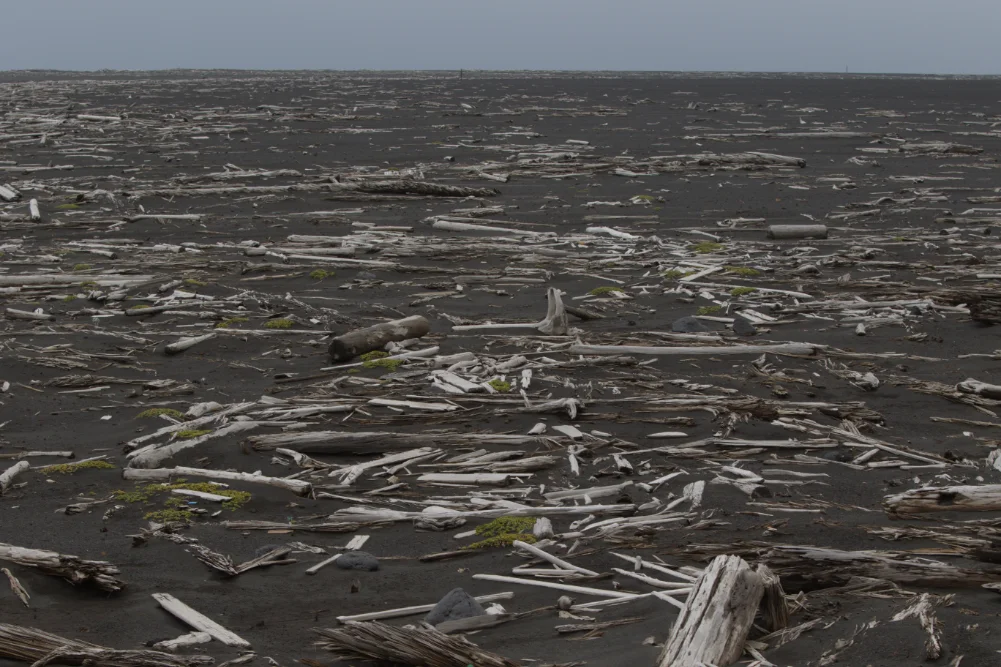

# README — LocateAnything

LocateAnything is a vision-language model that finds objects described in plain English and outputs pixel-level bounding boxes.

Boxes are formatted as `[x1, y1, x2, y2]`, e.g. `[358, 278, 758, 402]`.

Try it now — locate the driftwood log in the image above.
[957, 379, 1001, 400]
[657, 555, 764, 667]
[0, 623, 210, 667]
[884, 484, 1001, 516]
[315, 621, 519, 667]
[0, 461, 29, 495]
[0, 543, 124, 592]
[767, 224, 829, 240]
[329, 315, 430, 362]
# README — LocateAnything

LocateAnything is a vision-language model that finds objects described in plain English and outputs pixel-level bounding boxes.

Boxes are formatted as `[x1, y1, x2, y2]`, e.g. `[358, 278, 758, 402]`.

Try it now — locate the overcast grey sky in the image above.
[3, 1, 998, 74]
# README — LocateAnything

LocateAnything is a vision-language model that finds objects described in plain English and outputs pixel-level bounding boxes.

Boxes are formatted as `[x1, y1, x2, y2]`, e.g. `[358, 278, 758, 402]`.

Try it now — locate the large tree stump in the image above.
[328, 315, 430, 363]
[657, 555, 764, 667]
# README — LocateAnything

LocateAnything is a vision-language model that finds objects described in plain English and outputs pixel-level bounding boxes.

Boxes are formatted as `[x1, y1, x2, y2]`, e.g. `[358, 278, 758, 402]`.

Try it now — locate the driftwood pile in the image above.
[2, 70, 1001, 666]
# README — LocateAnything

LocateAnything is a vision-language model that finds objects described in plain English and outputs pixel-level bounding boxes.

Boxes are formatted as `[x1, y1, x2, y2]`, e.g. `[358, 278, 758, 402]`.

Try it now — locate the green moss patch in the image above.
[176, 429, 212, 439]
[41, 460, 115, 475]
[264, 318, 294, 329]
[488, 379, 511, 392]
[730, 287, 757, 296]
[690, 241, 724, 254]
[464, 533, 537, 550]
[724, 266, 760, 277]
[696, 305, 721, 315]
[309, 269, 334, 280]
[588, 286, 624, 296]
[115, 481, 251, 512]
[216, 317, 249, 329]
[475, 516, 536, 537]
[363, 357, 402, 371]
[136, 407, 185, 420]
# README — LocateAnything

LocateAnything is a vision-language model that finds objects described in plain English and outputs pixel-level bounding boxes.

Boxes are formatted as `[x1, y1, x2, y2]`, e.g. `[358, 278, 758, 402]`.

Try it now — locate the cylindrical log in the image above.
[767, 224, 829, 240]
[328, 315, 430, 362]
[957, 379, 1001, 400]
[28, 199, 40, 221]
[885, 485, 1001, 516]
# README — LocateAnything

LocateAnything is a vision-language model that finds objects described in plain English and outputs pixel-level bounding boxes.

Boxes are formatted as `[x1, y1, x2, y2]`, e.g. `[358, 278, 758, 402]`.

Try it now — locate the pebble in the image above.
[335, 551, 380, 571]
[425, 587, 486, 625]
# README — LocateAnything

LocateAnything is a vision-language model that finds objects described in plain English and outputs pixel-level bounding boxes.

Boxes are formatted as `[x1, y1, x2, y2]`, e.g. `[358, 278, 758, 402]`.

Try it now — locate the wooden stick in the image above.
[328, 315, 430, 362]
[472, 573, 635, 599]
[152, 593, 251, 648]
[28, 199, 40, 221]
[512, 540, 599, 576]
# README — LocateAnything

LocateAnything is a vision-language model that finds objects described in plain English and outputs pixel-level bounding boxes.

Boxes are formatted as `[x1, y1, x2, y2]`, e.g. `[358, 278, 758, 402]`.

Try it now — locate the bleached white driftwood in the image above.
[332, 448, 438, 483]
[336, 592, 514, 623]
[512, 540, 598, 577]
[657, 555, 764, 667]
[152, 631, 213, 652]
[123, 466, 311, 496]
[884, 484, 1001, 515]
[957, 378, 1001, 400]
[452, 287, 567, 336]
[569, 343, 819, 357]
[890, 593, 942, 660]
[306, 534, 371, 575]
[127, 421, 258, 469]
[767, 224, 828, 240]
[417, 473, 513, 485]
[28, 199, 40, 221]
[5, 308, 54, 321]
[0, 461, 30, 495]
[152, 593, 250, 648]
[164, 332, 217, 355]
[472, 573, 634, 599]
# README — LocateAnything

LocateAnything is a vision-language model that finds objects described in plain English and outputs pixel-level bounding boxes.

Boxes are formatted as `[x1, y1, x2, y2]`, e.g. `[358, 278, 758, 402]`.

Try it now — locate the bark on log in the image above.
[884, 484, 1001, 516]
[756, 564, 789, 632]
[657, 555, 764, 667]
[328, 315, 430, 362]
[767, 224, 829, 240]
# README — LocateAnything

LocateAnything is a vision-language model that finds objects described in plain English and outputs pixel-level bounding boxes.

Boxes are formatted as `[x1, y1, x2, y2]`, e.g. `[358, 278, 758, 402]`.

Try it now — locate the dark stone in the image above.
[254, 544, 289, 559]
[732, 316, 757, 337]
[672, 316, 709, 333]
[335, 551, 380, 572]
[424, 587, 486, 626]
[822, 449, 855, 463]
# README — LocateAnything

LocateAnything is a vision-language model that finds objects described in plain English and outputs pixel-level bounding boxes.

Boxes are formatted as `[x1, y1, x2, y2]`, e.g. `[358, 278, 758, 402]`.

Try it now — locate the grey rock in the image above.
[357, 271, 378, 280]
[732, 316, 757, 337]
[672, 316, 709, 333]
[823, 449, 855, 463]
[335, 551, 380, 571]
[424, 588, 486, 626]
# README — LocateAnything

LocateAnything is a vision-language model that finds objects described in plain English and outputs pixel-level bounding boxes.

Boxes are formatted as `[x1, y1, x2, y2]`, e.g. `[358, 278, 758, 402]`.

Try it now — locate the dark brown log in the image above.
[328, 315, 430, 362]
